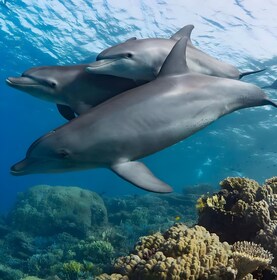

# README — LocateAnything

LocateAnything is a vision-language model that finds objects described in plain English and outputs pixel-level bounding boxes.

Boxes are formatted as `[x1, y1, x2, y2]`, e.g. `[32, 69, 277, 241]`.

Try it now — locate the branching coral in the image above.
[254, 222, 277, 267]
[232, 241, 273, 279]
[62, 260, 84, 280]
[75, 239, 115, 264]
[0, 264, 24, 280]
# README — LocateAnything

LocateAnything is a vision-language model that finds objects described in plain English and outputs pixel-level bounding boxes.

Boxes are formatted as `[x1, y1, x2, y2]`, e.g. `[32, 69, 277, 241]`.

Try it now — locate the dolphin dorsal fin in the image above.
[170, 25, 194, 43]
[158, 33, 191, 77]
[125, 37, 137, 42]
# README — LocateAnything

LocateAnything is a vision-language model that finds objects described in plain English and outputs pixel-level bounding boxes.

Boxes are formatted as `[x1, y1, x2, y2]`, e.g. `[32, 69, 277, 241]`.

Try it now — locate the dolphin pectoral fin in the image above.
[170, 25, 194, 42]
[135, 80, 149, 86]
[111, 161, 173, 193]
[57, 104, 76, 121]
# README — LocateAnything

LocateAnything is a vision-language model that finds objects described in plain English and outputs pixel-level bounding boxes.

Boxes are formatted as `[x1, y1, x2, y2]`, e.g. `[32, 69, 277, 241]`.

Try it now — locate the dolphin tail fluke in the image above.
[239, 68, 266, 79]
[111, 161, 173, 193]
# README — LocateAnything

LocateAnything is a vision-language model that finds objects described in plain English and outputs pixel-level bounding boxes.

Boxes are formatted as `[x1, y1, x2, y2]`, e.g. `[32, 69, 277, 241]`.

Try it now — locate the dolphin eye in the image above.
[57, 149, 69, 158]
[49, 81, 57, 88]
[125, 53, 133, 58]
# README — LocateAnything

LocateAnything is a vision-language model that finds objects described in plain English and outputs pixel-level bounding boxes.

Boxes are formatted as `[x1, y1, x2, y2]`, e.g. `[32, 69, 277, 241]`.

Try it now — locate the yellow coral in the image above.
[63, 260, 83, 272]
[99, 224, 233, 280]
[196, 196, 206, 212]
[63, 260, 84, 280]
[264, 177, 277, 193]
[196, 195, 226, 212]
[96, 273, 129, 280]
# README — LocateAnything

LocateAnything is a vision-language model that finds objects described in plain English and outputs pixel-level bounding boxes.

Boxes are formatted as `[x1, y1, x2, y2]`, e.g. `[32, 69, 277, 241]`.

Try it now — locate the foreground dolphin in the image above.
[87, 25, 264, 81]
[11, 29, 276, 193]
[6, 65, 141, 120]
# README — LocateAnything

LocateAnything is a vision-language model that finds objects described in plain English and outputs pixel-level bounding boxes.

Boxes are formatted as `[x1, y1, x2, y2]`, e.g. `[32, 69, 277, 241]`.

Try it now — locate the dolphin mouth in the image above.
[86, 58, 121, 73]
[6, 76, 39, 87]
[10, 157, 40, 176]
[11, 159, 31, 176]
[10, 156, 76, 175]
[10, 169, 27, 176]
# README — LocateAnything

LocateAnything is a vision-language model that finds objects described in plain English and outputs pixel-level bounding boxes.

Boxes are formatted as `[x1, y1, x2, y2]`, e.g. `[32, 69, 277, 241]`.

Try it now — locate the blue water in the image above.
[0, 0, 276, 214]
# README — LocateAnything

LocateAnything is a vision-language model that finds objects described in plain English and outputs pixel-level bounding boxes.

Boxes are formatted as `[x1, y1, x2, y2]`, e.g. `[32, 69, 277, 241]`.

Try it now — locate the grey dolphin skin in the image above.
[11, 29, 276, 193]
[86, 25, 264, 81]
[6, 65, 140, 120]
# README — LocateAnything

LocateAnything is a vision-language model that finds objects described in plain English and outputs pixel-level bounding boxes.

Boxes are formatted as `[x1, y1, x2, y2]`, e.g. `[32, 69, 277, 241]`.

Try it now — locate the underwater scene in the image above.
[0, 0, 277, 279]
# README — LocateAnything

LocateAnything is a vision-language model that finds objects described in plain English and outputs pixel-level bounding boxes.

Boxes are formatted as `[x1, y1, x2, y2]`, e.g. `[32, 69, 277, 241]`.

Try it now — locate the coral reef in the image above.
[254, 221, 277, 268]
[75, 238, 115, 264]
[197, 176, 277, 267]
[104, 192, 199, 251]
[96, 223, 273, 280]
[8, 185, 108, 238]
[62, 260, 84, 280]
[105, 192, 198, 227]
[0, 184, 200, 280]
[0, 264, 23, 280]
[232, 241, 273, 279]
[0, 178, 275, 280]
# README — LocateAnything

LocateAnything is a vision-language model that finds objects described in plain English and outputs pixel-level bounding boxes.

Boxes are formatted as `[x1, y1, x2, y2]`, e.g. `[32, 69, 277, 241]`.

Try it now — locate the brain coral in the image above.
[99, 224, 232, 279]
[8, 185, 108, 237]
[96, 223, 270, 280]
[197, 176, 277, 267]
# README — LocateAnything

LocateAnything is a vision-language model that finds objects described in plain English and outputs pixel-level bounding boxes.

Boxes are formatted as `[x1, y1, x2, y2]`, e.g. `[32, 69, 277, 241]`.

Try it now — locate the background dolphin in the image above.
[86, 25, 264, 81]
[6, 65, 141, 120]
[262, 79, 277, 89]
[11, 31, 276, 193]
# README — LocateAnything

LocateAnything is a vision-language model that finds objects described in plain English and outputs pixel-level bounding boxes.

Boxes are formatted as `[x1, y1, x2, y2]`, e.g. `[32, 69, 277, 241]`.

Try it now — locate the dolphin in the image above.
[6, 65, 142, 120]
[262, 79, 277, 89]
[86, 25, 265, 81]
[10, 28, 276, 193]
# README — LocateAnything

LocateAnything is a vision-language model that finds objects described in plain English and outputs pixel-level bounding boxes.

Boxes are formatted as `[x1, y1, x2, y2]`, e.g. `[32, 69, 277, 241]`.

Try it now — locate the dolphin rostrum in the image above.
[86, 25, 264, 81]
[6, 65, 142, 120]
[11, 28, 276, 193]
